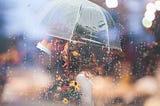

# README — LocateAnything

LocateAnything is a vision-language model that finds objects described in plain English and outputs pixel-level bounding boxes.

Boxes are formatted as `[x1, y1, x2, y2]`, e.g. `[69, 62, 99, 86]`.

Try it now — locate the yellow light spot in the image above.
[142, 17, 152, 28]
[72, 51, 80, 57]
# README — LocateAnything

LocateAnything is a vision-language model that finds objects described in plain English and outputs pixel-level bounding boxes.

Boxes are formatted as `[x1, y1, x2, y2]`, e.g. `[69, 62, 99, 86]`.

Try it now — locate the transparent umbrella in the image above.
[37, 0, 121, 50]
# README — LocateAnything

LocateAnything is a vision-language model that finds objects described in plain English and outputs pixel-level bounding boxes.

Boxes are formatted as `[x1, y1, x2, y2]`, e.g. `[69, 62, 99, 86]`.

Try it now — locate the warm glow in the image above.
[144, 11, 155, 21]
[155, 0, 160, 11]
[142, 17, 152, 28]
[146, 2, 156, 13]
[105, 0, 118, 8]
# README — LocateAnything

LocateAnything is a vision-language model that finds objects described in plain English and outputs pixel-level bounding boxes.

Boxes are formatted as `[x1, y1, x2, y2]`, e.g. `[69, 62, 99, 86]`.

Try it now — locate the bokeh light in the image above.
[155, 0, 160, 11]
[105, 0, 118, 8]
[142, 17, 152, 28]
[146, 2, 156, 13]
[144, 11, 155, 21]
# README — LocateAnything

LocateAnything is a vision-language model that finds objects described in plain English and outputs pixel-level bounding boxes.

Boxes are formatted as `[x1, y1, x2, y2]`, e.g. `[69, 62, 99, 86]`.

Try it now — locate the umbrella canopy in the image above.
[37, 0, 121, 50]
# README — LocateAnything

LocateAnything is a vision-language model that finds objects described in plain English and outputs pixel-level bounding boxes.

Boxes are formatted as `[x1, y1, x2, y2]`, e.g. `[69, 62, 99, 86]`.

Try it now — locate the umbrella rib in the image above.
[69, 0, 84, 41]
[97, 7, 110, 52]
[81, 37, 103, 44]
[45, 33, 70, 41]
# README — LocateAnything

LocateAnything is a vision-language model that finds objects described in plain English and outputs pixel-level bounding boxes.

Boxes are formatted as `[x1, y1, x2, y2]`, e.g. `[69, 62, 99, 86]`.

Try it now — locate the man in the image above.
[35, 37, 68, 73]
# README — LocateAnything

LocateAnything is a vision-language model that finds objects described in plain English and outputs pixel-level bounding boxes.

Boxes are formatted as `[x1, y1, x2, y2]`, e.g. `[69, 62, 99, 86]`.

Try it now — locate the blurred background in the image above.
[0, 0, 160, 106]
